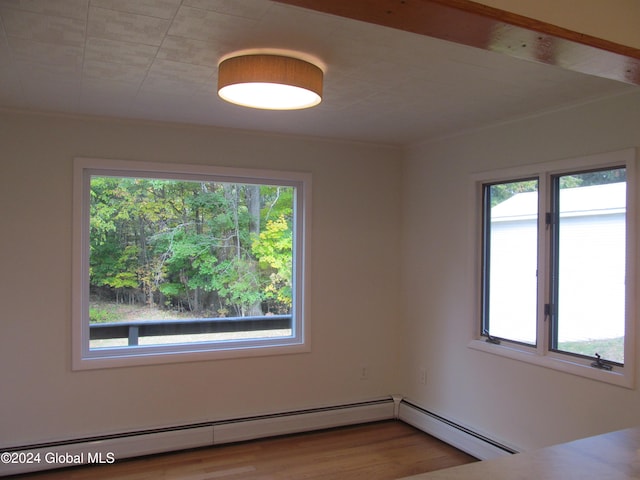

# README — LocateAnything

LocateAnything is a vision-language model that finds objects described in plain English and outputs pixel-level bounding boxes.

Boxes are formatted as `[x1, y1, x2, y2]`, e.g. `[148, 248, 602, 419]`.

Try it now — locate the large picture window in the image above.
[73, 158, 311, 369]
[471, 149, 635, 387]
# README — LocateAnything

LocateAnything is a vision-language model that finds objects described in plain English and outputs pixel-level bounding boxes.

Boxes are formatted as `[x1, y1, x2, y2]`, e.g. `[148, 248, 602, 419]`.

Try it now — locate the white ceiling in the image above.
[0, 0, 636, 146]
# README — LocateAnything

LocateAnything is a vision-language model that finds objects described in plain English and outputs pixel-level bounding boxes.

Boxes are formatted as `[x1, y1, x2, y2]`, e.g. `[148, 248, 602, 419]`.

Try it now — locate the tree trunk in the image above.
[246, 185, 261, 237]
[245, 185, 263, 316]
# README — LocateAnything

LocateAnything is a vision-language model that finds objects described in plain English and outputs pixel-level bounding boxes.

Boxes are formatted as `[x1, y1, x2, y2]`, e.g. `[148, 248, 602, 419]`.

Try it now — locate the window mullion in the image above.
[547, 173, 561, 357]
[537, 174, 550, 356]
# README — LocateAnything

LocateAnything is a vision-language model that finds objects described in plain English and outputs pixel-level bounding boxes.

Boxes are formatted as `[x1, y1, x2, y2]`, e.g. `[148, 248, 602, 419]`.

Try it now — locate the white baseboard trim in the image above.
[2, 397, 519, 476]
[398, 399, 518, 460]
[1, 398, 395, 476]
[214, 399, 396, 444]
[0, 425, 214, 476]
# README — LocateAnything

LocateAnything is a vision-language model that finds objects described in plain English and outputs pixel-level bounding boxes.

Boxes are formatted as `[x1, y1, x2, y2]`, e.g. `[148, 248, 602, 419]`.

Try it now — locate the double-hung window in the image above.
[471, 149, 636, 387]
[73, 158, 311, 369]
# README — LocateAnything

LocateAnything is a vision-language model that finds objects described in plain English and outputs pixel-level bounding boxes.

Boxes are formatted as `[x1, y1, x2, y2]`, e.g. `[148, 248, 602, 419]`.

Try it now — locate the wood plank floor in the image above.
[11, 421, 477, 480]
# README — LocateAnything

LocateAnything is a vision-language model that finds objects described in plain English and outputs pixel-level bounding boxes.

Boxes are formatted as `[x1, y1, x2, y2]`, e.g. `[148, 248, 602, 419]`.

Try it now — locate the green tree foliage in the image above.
[89, 176, 294, 320]
[490, 167, 626, 207]
[489, 179, 538, 207]
[252, 215, 293, 310]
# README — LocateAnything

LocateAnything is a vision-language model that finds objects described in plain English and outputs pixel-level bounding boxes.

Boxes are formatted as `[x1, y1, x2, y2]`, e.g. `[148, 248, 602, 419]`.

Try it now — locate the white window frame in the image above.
[468, 149, 637, 388]
[72, 158, 311, 370]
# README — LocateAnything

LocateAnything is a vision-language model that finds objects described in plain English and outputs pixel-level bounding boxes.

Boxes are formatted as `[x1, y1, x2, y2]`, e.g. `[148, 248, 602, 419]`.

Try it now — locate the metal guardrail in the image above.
[89, 315, 292, 346]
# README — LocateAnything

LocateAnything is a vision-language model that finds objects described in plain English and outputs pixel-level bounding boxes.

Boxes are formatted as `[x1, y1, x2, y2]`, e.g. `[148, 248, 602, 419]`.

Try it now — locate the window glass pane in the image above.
[89, 176, 295, 350]
[483, 179, 538, 345]
[554, 168, 626, 364]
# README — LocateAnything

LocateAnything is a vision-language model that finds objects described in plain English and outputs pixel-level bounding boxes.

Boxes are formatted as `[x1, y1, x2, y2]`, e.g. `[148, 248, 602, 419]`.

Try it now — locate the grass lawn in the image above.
[557, 337, 624, 364]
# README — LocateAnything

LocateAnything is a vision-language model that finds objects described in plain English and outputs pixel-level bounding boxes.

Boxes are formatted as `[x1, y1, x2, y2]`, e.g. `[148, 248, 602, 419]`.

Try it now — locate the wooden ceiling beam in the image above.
[273, 0, 640, 85]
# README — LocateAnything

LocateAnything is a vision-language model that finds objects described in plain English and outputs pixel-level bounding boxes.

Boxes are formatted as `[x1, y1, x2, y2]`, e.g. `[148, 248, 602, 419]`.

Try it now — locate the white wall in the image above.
[400, 90, 640, 451]
[4, 90, 640, 454]
[0, 111, 402, 447]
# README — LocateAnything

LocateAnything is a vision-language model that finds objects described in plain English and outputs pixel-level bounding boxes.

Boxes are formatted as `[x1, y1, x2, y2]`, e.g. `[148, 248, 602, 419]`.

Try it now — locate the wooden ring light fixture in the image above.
[218, 54, 323, 110]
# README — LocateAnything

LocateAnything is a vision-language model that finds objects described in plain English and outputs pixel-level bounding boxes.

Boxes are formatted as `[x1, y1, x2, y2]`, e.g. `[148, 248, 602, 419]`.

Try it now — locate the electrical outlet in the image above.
[419, 368, 427, 385]
[360, 365, 369, 380]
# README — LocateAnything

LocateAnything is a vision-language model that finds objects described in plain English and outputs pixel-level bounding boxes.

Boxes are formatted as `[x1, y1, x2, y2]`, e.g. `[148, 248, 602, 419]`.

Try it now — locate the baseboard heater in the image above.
[397, 399, 518, 460]
[0, 398, 395, 476]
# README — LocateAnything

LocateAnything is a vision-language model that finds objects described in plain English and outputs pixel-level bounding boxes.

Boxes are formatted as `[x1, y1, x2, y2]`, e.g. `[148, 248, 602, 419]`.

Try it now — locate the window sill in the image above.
[73, 342, 311, 370]
[468, 339, 633, 389]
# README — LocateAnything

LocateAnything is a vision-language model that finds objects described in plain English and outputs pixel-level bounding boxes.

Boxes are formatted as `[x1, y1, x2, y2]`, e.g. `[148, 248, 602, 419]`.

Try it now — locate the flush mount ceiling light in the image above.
[218, 54, 323, 110]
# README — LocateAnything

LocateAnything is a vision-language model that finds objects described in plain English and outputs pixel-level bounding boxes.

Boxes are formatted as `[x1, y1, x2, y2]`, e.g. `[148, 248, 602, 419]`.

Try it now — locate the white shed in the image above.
[488, 182, 626, 345]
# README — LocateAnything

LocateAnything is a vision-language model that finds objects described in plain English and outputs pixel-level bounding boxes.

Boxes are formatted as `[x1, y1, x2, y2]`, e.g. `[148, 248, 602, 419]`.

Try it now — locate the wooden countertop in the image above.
[401, 426, 640, 479]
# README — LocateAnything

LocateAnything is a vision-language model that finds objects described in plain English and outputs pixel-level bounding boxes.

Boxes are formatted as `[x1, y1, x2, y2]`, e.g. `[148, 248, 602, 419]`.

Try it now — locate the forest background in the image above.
[89, 176, 294, 324]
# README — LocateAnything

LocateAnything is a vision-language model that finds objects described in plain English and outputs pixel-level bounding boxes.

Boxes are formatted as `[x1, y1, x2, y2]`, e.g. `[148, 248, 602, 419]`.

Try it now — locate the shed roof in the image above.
[491, 182, 625, 221]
